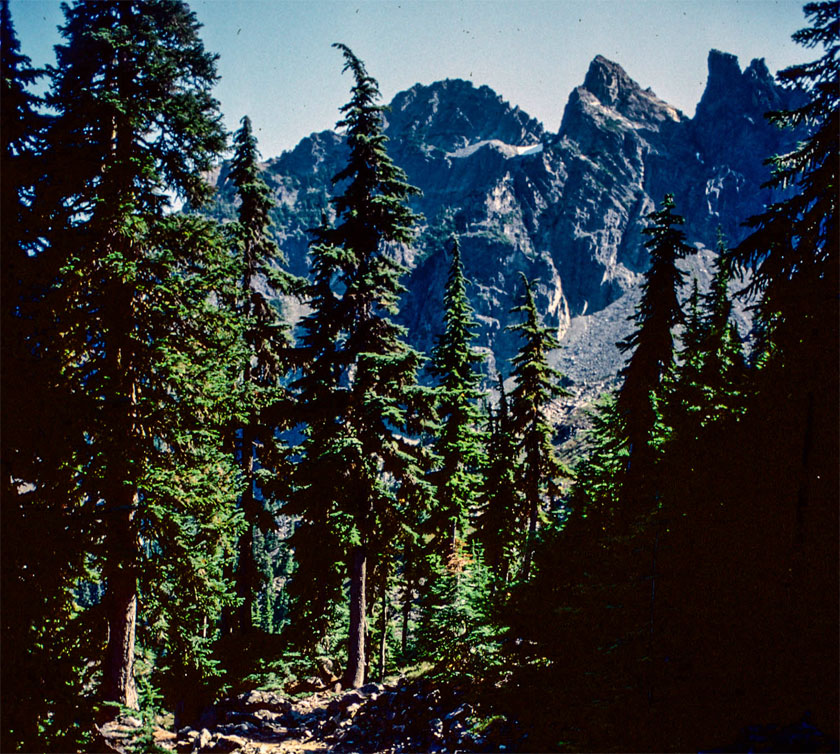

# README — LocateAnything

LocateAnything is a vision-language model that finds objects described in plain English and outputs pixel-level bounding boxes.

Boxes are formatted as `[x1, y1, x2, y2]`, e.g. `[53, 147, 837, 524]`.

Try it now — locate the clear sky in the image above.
[10, 0, 809, 159]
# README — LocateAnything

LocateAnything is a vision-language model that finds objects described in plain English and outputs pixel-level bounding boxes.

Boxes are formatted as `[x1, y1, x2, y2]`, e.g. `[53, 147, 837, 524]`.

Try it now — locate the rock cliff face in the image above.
[211, 50, 799, 385]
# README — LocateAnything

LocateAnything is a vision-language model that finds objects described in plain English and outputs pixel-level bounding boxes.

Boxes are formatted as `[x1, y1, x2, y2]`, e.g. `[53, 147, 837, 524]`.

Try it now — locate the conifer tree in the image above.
[37, 0, 235, 716]
[569, 392, 627, 524]
[1, 0, 47, 550]
[617, 194, 693, 507]
[288, 44, 433, 688]
[664, 279, 707, 440]
[428, 235, 486, 555]
[226, 115, 299, 636]
[1, 0, 53, 492]
[697, 241, 744, 421]
[725, 0, 838, 609]
[475, 375, 523, 586]
[508, 276, 569, 580]
[665, 238, 744, 443]
[0, 5, 92, 747]
[727, 0, 838, 451]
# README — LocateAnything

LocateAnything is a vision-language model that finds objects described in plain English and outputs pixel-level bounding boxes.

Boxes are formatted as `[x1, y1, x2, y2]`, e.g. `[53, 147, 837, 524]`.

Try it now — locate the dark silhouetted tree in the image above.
[617, 194, 693, 508]
[508, 275, 569, 580]
[288, 44, 433, 688]
[428, 235, 486, 555]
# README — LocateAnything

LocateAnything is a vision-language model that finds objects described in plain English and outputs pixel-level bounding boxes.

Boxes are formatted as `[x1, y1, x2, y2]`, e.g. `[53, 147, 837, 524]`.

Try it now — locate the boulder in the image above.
[233, 689, 291, 714]
[210, 735, 246, 753]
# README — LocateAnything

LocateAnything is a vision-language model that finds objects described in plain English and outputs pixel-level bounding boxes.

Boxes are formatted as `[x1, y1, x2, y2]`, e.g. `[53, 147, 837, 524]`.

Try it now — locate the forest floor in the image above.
[99, 674, 506, 753]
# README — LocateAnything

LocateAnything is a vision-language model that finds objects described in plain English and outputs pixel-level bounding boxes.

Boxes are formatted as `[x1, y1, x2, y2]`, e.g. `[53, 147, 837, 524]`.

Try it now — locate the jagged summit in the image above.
[582, 55, 639, 109]
[559, 55, 682, 140]
[696, 49, 787, 124]
[385, 78, 543, 153]
[691, 48, 801, 186]
[211, 49, 799, 385]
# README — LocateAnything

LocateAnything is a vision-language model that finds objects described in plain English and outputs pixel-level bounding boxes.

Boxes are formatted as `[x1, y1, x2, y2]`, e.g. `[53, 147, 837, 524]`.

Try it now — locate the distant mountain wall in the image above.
[209, 50, 800, 386]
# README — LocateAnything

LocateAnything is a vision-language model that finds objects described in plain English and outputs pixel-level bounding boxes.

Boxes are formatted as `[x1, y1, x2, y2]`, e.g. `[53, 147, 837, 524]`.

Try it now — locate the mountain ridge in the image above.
[209, 49, 800, 388]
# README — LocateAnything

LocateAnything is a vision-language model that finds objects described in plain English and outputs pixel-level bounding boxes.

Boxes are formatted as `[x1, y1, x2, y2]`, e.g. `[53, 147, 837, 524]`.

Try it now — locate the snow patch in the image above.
[447, 139, 543, 160]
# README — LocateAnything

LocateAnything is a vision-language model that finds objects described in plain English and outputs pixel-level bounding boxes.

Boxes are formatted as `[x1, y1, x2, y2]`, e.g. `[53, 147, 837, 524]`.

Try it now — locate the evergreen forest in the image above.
[1, 2, 837, 752]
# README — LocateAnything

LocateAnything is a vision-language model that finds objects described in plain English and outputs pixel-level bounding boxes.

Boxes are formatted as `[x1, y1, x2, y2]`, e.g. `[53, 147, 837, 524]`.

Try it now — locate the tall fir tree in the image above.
[727, 0, 838, 491]
[0, 4, 91, 748]
[427, 235, 486, 556]
[226, 115, 299, 637]
[507, 275, 569, 581]
[616, 194, 693, 508]
[0, 0, 54, 497]
[288, 44, 434, 688]
[696, 236, 745, 422]
[475, 374, 524, 586]
[722, 3, 839, 719]
[35, 0, 238, 723]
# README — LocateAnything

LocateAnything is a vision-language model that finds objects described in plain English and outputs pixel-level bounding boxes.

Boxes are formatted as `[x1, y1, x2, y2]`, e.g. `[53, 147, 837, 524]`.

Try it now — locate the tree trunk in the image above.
[344, 544, 367, 688]
[520, 438, 540, 582]
[235, 522, 255, 635]
[235, 423, 257, 635]
[448, 516, 458, 563]
[102, 498, 139, 711]
[401, 572, 412, 657]
[521, 501, 538, 581]
[378, 578, 388, 682]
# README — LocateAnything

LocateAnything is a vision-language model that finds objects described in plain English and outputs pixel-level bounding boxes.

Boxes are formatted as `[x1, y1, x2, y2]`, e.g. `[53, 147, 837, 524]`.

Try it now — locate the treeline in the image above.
[1, 1, 837, 752]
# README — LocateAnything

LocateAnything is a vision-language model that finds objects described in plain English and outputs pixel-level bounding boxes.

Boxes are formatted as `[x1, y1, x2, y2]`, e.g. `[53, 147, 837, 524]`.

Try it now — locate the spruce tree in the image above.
[508, 275, 569, 581]
[617, 194, 693, 507]
[0, 0, 47, 568]
[288, 44, 433, 688]
[226, 115, 299, 636]
[569, 392, 628, 525]
[0, 5, 92, 748]
[697, 239, 744, 422]
[38, 0, 235, 717]
[0, 0, 52, 495]
[475, 375, 523, 586]
[727, 0, 838, 469]
[723, 5, 838, 710]
[428, 235, 486, 556]
[664, 279, 707, 440]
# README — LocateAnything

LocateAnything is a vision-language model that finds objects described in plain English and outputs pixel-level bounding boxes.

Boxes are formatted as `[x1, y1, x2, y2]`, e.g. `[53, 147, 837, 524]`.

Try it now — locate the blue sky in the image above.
[10, 0, 808, 159]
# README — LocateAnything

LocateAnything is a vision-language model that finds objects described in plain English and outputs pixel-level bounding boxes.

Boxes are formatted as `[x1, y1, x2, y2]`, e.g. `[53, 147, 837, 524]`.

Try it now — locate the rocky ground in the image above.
[98, 677, 519, 754]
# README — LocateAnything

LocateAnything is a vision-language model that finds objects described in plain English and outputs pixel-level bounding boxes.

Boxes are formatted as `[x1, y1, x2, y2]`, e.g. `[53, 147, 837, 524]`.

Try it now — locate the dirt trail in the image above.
[104, 676, 494, 753]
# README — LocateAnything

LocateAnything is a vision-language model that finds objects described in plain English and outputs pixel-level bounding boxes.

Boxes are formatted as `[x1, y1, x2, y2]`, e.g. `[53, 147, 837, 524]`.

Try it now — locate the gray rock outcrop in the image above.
[209, 49, 800, 386]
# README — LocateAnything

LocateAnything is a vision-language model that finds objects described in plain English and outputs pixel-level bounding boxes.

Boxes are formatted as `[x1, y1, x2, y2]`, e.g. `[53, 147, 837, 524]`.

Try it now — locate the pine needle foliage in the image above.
[507, 275, 570, 581]
[226, 115, 300, 636]
[25, 0, 239, 732]
[287, 44, 434, 687]
[428, 235, 486, 555]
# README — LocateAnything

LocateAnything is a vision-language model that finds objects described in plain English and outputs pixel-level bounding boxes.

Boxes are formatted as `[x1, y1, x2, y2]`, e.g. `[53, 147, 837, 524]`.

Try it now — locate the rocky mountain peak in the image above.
[582, 55, 636, 109]
[209, 48, 798, 388]
[574, 54, 683, 127]
[691, 49, 800, 183]
[385, 78, 543, 153]
[695, 49, 784, 124]
[705, 49, 743, 93]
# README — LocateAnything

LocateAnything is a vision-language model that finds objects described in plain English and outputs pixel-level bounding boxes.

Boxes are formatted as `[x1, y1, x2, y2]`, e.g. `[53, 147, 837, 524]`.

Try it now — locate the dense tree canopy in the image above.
[1, 4, 836, 752]
[428, 235, 486, 555]
[286, 43, 433, 689]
